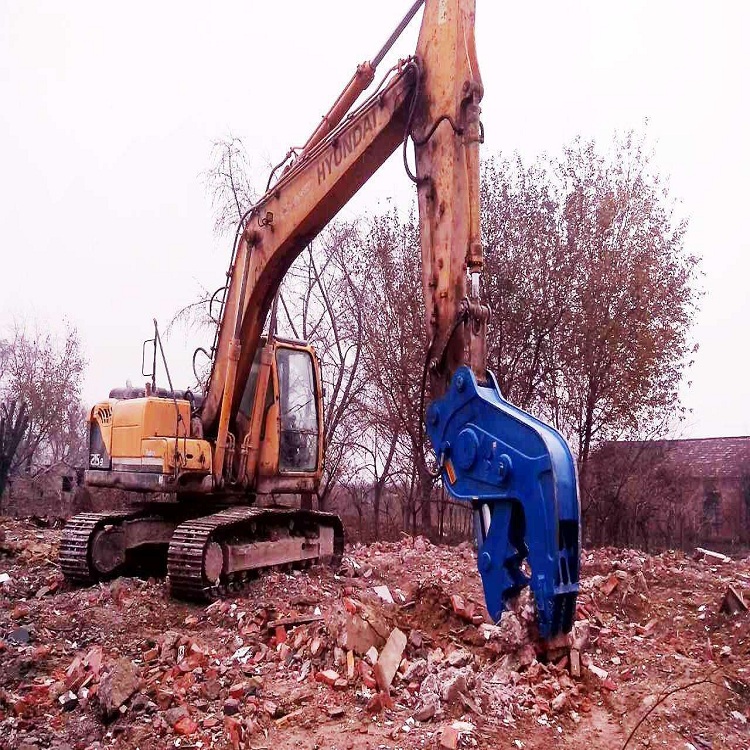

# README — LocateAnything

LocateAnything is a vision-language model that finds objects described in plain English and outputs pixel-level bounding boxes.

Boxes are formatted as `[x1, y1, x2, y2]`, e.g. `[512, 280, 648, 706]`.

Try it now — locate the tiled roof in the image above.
[601, 437, 750, 480]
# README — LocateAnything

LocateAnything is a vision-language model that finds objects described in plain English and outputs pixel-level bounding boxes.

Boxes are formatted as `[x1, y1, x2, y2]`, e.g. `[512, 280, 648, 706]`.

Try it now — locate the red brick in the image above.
[174, 716, 198, 735]
[440, 726, 460, 749]
[228, 681, 249, 699]
[315, 669, 340, 687]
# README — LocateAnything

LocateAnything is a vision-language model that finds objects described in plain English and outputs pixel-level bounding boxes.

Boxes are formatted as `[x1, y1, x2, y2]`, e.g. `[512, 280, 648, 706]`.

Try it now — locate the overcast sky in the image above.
[1, 1, 748, 439]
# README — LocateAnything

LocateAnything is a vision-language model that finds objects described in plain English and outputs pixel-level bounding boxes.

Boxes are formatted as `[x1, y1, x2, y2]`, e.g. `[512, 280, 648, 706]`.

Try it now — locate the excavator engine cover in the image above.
[426, 367, 580, 639]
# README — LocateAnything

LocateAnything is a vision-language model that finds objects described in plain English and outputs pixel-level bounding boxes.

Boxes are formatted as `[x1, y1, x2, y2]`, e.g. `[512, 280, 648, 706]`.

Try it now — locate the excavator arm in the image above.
[201, 0, 580, 639]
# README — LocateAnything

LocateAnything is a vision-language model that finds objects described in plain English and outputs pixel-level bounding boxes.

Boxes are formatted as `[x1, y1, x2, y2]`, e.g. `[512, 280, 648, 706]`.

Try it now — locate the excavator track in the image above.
[167, 507, 344, 601]
[59, 511, 143, 583]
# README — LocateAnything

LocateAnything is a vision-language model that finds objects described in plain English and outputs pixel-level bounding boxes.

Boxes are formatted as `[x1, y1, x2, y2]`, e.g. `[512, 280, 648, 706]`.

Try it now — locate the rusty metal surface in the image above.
[414, 0, 485, 397]
[167, 507, 344, 601]
[201, 65, 416, 436]
[59, 511, 142, 583]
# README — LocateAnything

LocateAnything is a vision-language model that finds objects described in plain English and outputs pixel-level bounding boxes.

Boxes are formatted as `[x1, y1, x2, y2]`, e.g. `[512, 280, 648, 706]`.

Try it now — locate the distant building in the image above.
[1, 462, 83, 518]
[587, 436, 750, 551]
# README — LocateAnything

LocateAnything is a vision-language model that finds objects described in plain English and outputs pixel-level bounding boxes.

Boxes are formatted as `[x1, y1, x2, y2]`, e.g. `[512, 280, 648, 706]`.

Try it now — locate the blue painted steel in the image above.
[426, 366, 580, 639]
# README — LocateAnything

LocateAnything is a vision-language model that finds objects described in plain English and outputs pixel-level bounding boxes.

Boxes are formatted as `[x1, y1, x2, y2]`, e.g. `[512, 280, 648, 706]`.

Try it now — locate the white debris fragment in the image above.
[587, 663, 609, 680]
[696, 547, 731, 564]
[0, 572, 10, 584]
[231, 645, 252, 663]
[373, 585, 394, 604]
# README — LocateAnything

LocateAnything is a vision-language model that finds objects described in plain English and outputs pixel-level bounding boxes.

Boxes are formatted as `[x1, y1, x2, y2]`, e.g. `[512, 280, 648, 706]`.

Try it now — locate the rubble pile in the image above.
[1, 518, 749, 749]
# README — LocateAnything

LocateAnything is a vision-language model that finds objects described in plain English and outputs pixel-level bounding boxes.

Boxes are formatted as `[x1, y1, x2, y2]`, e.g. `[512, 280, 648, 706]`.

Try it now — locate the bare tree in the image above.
[193, 126, 699, 547]
[355, 209, 438, 534]
[481, 132, 700, 535]
[277, 225, 370, 509]
[204, 136, 257, 237]
[0, 400, 29, 503]
[550, 132, 699, 481]
[0, 321, 87, 475]
[481, 154, 575, 413]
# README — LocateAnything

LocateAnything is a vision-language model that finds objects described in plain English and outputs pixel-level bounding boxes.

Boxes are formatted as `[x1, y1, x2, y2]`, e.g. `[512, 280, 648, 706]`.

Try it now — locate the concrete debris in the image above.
[551, 692, 567, 712]
[373, 584, 394, 603]
[440, 720, 475, 749]
[97, 658, 140, 719]
[571, 619, 591, 651]
[440, 669, 471, 704]
[413, 699, 437, 722]
[587, 663, 609, 681]
[374, 627, 407, 692]
[58, 690, 78, 711]
[447, 648, 473, 668]
[570, 648, 582, 678]
[720, 584, 748, 615]
[402, 657, 428, 683]
[333, 601, 387, 656]
[1, 517, 749, 749]
[696, 547, 731, 564]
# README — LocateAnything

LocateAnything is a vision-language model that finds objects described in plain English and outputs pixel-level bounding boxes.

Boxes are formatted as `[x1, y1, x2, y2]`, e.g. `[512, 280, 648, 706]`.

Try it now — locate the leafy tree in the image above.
[481, 132, 700, 510]
[551, 133, 699, 478]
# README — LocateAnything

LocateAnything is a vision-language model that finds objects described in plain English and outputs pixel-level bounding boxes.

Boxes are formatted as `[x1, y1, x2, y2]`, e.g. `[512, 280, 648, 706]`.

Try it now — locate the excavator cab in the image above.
[236, 337, 324, 492]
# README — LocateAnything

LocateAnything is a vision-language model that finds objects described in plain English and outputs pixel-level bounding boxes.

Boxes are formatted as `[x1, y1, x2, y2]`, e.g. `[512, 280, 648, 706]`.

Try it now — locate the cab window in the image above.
[276, 348, 319, 472]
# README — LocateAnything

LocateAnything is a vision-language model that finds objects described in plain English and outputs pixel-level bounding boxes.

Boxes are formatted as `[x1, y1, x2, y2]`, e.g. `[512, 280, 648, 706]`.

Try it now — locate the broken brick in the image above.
[315, 669, 340, 687]
[365, 691, 394, 713]
[228, 681, 250, 699]
[440, 725, 460, 749]
[174, 716, 198, 735]
[374, 627, 407, 692]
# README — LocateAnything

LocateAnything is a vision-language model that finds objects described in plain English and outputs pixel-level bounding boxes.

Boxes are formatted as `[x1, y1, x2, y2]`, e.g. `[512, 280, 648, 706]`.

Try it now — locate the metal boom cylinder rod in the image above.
[299, 0, 426, 158]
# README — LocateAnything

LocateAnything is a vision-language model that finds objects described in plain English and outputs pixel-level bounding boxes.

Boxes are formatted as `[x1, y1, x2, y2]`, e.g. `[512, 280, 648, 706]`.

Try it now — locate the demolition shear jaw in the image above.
[427, 366, 581, 639]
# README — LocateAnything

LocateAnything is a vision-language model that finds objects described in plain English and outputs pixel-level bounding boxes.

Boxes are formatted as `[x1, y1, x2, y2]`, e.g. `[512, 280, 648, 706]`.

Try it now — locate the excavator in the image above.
[59, 0, 580, 639]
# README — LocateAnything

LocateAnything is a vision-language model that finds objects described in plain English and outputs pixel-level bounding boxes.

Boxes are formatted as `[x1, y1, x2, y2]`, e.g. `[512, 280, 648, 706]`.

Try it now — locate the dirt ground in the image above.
[1, 517, 749, 750]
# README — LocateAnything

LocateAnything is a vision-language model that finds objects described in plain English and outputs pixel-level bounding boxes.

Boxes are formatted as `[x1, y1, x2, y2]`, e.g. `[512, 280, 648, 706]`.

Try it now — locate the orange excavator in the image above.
[60, 0, 580, 638]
